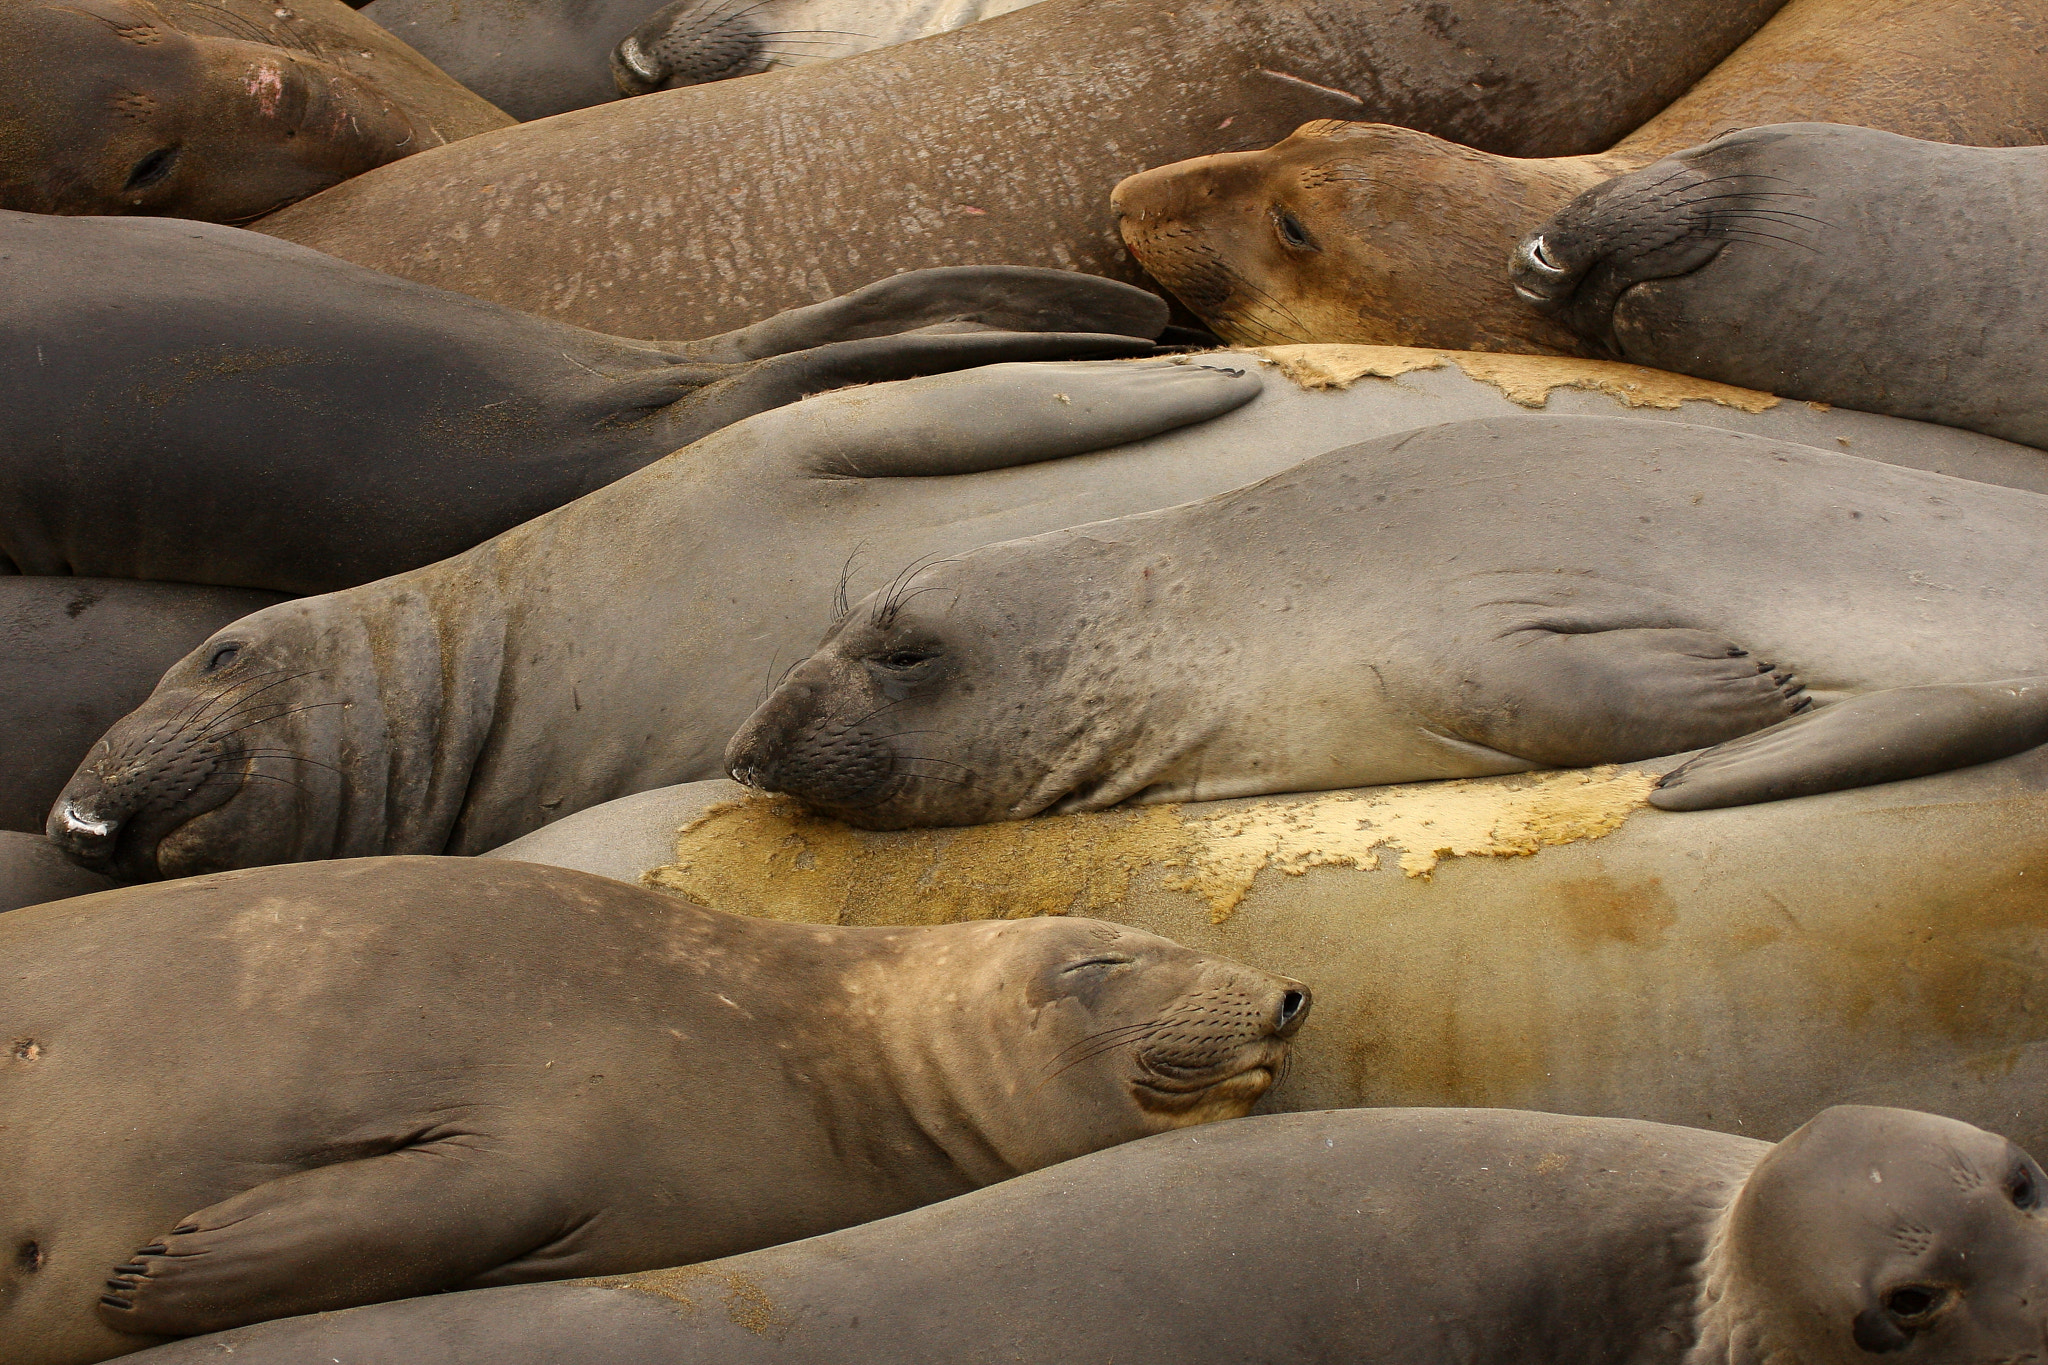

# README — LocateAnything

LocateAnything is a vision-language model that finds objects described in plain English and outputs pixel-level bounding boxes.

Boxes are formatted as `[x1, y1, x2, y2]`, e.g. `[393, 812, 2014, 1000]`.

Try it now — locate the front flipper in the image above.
[672, 267, 1171, 361]
[1442, 626, 1812, 768]
[97, 1143, 573, 1338]
[1651, 678, 2048, 811]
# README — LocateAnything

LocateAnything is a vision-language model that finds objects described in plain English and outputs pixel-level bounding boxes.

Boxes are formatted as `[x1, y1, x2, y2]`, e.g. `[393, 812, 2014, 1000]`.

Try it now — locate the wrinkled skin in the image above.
[253, 0, 1784, 338]
[111, 1107, 2048, 1365]
[727, 416, 2048, 829]
[1511, 124, 2048, 449]
[0, 856, 1306, 1363]
[0, 0, 507, 222]
[1114, 0, 2048, 350]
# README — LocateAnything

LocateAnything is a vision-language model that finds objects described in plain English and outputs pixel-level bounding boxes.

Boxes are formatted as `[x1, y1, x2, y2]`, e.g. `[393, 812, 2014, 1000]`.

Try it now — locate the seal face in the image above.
[0, 856, 1307, 1359]
[0, 0, 439, 221]
[1512, 123, 2048, 448]
[726, 414, 2048, 829]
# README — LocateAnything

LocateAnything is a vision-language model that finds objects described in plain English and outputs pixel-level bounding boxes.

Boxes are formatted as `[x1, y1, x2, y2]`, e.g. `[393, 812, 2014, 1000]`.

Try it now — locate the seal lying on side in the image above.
[251, 0, 1784, 338]
[0, 209, 1162, 594]
[49, 348, 2048, 880]
[0, 578, 286, 833]
[117, 1106, 2048, 1365]
[1512, 125, 2048, 448]
[488, 746, 2048, 1152]
[726, 414, 2048, 828]
[1112, 0, 2048, 351]
[611, 0, 1049, 96]
[0, 0, 509, 223]
[0, 855, 1305, 1364]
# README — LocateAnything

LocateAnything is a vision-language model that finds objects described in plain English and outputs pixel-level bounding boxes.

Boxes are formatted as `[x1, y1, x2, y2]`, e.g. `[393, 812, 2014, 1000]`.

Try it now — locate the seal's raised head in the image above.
[1112, 120, 1606, 354]
[886, 916, 1309, 1177]
[0, 0, 420, 220]
[1706, 1106, 2048, 1363]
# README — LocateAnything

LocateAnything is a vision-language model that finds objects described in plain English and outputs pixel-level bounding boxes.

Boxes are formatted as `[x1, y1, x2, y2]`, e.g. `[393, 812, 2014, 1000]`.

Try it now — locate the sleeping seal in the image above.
[1511, 124, 2048, 448]
[113, 1106, 2048, 1365]
[0, 0, 509, 222]
[0, 855, 1305, 1363]
[1112, 0, 2048, 351]
[250, 0, 1784, 338]
[0, 209, 1162, 594]
[725, 413, 2048, 827]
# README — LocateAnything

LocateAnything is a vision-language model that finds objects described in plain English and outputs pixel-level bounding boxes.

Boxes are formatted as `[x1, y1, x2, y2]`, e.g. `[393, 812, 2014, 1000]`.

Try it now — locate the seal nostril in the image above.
[1275, 989, 1309, 1034]
[57, 803, 117, 845]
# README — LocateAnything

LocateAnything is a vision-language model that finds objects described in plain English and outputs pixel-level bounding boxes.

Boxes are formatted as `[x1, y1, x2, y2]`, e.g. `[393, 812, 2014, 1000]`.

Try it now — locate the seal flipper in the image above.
[97, 1145, 574, 1338]
[1651, 678, 2048, 810]
[1443, 626, 1812, 768]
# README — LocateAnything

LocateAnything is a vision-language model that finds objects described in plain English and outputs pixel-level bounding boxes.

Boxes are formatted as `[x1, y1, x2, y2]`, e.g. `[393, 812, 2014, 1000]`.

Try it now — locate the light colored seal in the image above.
[113, 1106, 2048, 1365]
[1112, 0, 2048, 351]
[0, 208, 1165, 594]
[485, 745, 2048, 1153]
[250, 0, 1783, 338]
[1512, 124, 2048, 448]
[0, 855, 1305, 1362]
[47, 349, 2048, 880]
[0, 0, 510, 223]
[726, 413, 2048, 827]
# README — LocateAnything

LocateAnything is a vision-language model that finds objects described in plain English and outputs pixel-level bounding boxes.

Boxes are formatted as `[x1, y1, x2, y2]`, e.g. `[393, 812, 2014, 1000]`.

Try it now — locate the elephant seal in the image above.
[726, 414, 2048, 828]
[249, 0, 1784, 338]
[1512, 125, 2048, 448]
[612, 0, 1048, 96]
[0, 832, 122, 911]
[0, 577, 286, 833]
[490, 749, 2048, 1149]
[49, 348, 2048, 879]
[112, 1106, 2048, 1365]
[1112, 0, 2048, 351]
[0, 209, 1163, 594]
[0, 0, 509, 223]
[0, 855, 1305, 1362]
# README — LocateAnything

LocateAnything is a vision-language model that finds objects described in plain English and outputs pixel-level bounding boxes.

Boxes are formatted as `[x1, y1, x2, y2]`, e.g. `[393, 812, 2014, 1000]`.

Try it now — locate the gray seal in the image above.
[0, 855, 1305, 1361]
[1511, 123, 2048, 449]
[114, 1105, 2048, 1365]
[726, 413, 2048, 827]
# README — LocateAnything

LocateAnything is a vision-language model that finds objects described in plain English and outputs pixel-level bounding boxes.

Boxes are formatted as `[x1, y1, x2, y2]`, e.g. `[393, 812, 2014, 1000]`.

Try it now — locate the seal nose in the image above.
[48, 800, 122, 866]
[1273, 986, 1311, 1038]
[1510, 233, 1575, 307]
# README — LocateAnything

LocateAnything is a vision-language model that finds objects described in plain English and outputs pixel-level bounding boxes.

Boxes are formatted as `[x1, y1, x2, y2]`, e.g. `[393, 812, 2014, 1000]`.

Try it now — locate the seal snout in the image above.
[1275, 987, 1310, 1037]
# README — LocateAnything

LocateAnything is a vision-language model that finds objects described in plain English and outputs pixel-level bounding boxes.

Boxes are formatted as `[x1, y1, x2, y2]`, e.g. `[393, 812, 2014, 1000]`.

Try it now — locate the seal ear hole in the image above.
[123, 146, 180, 193]
[204, 644, 240, 672]
[2012, 1163, 2042, 1209]
[1273, 207, 1318, 252]
[15, 1240, 42, 1271]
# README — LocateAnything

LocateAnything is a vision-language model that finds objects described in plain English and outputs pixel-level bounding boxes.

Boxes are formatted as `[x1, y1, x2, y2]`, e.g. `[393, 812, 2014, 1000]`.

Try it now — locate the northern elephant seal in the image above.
[48, 350, 2048, 879]
[727, 414, 2048, 827]
[249, 0, 1784, 338]
[114, 1106, 2048, 1365]
[1512, 125, 2048, 448]
[0, 0, 509, 223]
[0, 209, 1161, 594]
[0, 855, 1305, 1362]
[486, 745, 2048, 1149]
[0, 577, 286, 833]
[1112, 0, 2048, 351]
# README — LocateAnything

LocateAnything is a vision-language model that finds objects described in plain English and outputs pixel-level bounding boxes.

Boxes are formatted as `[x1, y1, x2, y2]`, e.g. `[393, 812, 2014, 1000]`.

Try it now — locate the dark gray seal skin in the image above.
[0, 209, 1164, 594]
[0, 832, 122, 912]
[727, 414, 2048, 829]
[43, 359, 1270, 880]
[0, 855, 1306, 1363]
[118, 1106, 2048, 1365]
[1512, 124, 2048, 449]
[359, 0, 679, 119]
[0, 578, 286, 833]
[253, 0, 1787, 340]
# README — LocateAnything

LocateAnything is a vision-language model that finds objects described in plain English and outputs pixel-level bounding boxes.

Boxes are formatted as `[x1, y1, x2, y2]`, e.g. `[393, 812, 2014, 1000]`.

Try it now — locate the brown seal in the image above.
[108, 1106, 2048, 1365]
[0, 0, 510, 223]
[0, 855, 1306, 1361]
[1113, 0, 2048, 350]
[247, 0, 1783, 338]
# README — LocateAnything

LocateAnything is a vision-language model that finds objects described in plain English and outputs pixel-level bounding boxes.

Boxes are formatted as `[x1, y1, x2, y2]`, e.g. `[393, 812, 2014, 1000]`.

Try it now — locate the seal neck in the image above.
[1678, 1192, 1788, 1365]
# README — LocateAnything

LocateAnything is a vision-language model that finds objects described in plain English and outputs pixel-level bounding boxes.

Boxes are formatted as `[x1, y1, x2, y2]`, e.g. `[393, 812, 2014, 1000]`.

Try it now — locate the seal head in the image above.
[0, 0, 420, 220]
[1696, 1105, 2048, 1363]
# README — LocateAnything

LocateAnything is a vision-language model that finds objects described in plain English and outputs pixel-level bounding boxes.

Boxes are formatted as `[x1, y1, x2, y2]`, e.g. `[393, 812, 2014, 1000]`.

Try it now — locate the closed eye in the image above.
[875, 649, 938, 670]
[1063, 955, 1134, 973]
[204, 644, 240, 671]
[124, 146, 180, 192]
